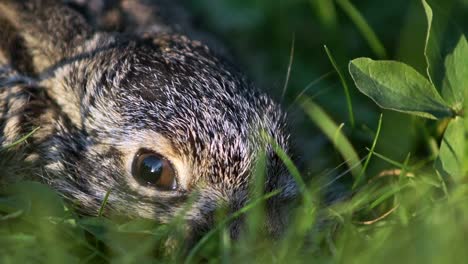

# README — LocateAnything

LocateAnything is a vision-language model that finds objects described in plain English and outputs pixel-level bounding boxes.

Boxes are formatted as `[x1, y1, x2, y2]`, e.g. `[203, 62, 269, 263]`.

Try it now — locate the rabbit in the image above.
[0, 0, 299, 241]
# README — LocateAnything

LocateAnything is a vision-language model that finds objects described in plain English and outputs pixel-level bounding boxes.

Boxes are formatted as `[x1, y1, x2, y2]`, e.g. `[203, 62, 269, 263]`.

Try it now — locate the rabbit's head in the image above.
[0, 0, 298, 239]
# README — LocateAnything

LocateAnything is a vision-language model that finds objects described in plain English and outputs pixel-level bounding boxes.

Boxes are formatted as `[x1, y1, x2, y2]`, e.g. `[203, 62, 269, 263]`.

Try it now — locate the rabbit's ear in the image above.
[0, 0, 92, 73]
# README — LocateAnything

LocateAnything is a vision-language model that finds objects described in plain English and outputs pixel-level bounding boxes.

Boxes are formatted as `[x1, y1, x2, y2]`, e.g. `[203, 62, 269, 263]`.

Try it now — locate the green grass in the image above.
[1, 150, 467, 263]
[2, 0, 468, 263]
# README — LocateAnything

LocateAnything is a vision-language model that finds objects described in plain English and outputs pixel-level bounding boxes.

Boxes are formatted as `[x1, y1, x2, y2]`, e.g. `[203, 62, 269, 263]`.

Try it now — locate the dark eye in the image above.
[132, 150, 177, 190]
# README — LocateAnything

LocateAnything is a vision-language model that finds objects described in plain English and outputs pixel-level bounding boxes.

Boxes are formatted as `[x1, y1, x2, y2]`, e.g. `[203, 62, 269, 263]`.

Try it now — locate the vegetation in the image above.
[1, 0, 467, 263]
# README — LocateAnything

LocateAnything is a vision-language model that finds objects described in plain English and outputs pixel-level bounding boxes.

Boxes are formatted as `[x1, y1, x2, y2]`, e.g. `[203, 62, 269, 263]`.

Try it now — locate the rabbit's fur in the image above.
[0, 0, 298, 239]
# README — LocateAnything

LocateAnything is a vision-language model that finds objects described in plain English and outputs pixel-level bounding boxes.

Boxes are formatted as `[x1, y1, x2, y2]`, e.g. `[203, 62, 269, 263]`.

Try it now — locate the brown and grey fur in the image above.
[0, 0, 298, 240]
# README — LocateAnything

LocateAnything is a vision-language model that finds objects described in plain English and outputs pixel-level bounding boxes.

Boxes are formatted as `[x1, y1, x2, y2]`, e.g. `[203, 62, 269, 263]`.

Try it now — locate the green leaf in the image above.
[441, 35, 468, 112]
[436, 117, 467, 180]
[349, 58, 453, 119]
[421, 0, 457, 88]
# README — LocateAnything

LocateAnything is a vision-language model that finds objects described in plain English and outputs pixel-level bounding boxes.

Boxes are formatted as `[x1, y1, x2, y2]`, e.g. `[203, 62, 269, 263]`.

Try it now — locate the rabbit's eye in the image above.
[132, 150, 177, 190]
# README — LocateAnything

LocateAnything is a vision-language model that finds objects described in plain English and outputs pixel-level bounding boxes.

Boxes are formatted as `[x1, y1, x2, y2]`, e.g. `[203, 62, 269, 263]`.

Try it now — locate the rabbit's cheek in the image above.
[2, 115, 20, 143]
[40, 78, 82, 127]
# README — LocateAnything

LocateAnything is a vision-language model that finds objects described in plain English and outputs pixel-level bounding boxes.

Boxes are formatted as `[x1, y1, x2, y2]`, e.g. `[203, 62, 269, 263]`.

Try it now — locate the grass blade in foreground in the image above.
[349, 58, 453, 119]
[336, 0, 387, 59]
[185, 190, 280, 264]
[353, 114, 383, 189]
[309, 0, 337, 30]
[324, 45, 355, 127]
[301, 98, 362, 178]
[1, 127, 41, 150]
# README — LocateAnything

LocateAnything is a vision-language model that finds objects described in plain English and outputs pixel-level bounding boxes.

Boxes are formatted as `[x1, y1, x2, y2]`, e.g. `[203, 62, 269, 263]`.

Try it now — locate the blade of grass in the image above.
[320, 155, 369, 190]
[301, 98, 362, 178]
[98, 189, 111, 217]
[370, 183, 410, 209]
[245, 149, 267, 243]
[221, 226, 231, 264]
[396, 153, 412, 225]
[399, 153, 412, 180]
[310, 0, 338, 30]
[281, 34, 295, 102]
[288, 70, 334, 109]
[184, 190, 280, 264]
[1, 127, 40, 150]
[333, 123, 345, 144]
[336, 0, 387, 59]
[324, 45, 355, 127]
[353, 113, 383, 189]
[263, 130, 318, 252]
[261, 131, 312, 205]
[370, 149, 410, 169]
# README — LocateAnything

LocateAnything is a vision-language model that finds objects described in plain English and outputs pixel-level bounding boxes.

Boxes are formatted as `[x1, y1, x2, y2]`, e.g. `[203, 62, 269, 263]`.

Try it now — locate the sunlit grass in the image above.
[1, 144, 466, 263]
